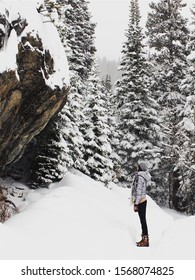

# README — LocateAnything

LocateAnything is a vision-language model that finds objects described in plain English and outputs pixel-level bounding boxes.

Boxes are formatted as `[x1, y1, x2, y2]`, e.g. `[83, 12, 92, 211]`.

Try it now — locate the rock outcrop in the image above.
[0, 7, 69, 175]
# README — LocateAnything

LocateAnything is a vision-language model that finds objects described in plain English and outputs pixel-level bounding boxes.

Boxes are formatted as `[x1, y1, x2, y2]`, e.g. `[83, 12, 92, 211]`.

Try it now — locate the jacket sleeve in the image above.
[134, 175, 145, 205]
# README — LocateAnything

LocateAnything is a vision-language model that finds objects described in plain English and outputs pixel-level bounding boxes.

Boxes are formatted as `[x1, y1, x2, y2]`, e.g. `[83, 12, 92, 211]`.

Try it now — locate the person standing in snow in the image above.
[131, 161, 151, 247]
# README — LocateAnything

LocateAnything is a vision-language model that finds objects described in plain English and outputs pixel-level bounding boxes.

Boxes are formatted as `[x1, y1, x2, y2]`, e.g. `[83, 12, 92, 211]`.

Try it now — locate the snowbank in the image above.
[0, 171, 194, 260]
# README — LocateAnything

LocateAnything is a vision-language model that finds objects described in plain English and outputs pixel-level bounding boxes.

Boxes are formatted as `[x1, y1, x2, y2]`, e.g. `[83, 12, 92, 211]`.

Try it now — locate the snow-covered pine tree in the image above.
[28, 0, 96, 187]
[146, 0, 190, 210]
[63, 0, 96, 79]
[59, 73, 86, 172]
[175, 5, 195, 214]
[101, 75, 120, 183]
[176, 95, 195, 214]
[101, 74, 112, 94]
[60, 0, 96, 172]
[81, 62, 113, 185]
[114, 0, 161, 187]
[28, 116, 66, 188]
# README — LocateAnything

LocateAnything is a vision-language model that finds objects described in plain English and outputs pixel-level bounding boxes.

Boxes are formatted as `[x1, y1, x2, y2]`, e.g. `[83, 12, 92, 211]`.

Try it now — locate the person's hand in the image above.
[134, 204, 138, 212]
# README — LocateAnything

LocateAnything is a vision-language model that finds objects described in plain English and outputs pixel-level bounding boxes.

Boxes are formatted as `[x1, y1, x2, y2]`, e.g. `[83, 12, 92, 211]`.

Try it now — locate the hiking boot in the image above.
[136, 235, 149, 247]
[136, 235, 143, 245]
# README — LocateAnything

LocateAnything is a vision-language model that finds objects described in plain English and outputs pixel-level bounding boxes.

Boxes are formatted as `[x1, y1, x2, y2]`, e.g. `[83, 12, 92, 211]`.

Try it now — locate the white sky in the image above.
[88, 0, 193, 60]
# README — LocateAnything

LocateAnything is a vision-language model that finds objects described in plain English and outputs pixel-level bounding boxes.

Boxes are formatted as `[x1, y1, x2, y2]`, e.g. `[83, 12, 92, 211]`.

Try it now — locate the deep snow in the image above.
[0, 170, 194, 260]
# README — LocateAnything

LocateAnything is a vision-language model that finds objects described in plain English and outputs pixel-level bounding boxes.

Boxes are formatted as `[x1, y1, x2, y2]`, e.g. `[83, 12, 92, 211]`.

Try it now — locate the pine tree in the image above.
[28, 116, 66, 188]
[176, 95, 195, 214]
[81, 63, 113, 184]
[146, 0, 190, 209]
[60, 73, 86, 172]
[27, 0, 96, 187]
[115, 0, 161, 186]
[60, 0, 96, 172]
[63, 0, 96, 79]
[189, 4, 195, 56]
[102, 74, 112, 93]
[175, 5, 195, 214]
[101, 75, 120, 183]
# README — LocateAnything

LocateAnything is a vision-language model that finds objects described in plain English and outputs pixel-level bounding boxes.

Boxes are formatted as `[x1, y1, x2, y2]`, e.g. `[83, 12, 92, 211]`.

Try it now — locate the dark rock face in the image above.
[0, 13, 69, 175]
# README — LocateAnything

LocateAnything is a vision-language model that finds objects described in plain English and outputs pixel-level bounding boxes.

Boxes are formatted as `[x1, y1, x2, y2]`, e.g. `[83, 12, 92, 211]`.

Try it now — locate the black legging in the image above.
[138, 200, 148, 236]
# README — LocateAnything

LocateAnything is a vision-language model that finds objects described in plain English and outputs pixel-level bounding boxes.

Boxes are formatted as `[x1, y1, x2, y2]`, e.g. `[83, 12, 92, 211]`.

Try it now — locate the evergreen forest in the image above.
[7, 0, 195, 215]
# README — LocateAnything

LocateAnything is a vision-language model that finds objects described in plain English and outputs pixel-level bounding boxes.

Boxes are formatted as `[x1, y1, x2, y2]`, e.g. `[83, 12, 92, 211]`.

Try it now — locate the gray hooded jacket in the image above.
[131, 170, 151, 205]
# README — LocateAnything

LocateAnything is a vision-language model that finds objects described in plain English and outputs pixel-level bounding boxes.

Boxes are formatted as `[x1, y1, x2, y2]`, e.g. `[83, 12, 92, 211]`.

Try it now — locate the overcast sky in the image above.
[88, 0, 193, 60]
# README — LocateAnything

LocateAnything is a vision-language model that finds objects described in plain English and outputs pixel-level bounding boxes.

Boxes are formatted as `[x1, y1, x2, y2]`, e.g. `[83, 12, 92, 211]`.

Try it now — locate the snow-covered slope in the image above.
[0, 171, 194, 260]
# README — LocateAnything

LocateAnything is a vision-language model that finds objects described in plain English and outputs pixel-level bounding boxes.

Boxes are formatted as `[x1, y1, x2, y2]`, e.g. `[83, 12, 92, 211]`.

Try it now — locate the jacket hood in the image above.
[138, 170, 151, 184]
[138, 161, 148, 171]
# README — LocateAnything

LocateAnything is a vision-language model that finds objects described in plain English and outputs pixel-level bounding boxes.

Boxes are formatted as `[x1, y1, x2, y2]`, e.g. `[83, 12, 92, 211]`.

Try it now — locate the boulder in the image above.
[0, 4, 69, 175]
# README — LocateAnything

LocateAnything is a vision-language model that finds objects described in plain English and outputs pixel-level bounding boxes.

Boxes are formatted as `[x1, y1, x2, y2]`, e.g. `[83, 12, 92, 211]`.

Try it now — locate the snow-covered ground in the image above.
[0, 170, 194, 260]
